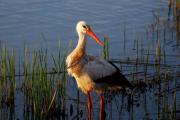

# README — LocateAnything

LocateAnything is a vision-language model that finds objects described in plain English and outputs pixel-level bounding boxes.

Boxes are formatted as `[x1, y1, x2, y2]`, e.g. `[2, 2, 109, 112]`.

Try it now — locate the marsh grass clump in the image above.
[0, 45, 15, 106]
[19, 46, 69, 118]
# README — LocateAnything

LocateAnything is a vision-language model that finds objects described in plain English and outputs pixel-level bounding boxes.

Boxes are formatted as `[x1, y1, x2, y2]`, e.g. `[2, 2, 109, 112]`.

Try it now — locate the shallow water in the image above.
[0, 0, 180, 120]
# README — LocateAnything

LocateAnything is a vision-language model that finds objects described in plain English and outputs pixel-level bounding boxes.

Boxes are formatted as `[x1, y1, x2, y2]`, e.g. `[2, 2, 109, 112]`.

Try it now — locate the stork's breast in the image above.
[68, 58, 87, 78]
[72, 63, 84, 76]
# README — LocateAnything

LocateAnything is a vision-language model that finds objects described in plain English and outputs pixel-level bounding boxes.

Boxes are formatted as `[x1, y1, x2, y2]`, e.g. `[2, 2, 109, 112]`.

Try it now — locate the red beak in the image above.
[86, 27, 104, 46]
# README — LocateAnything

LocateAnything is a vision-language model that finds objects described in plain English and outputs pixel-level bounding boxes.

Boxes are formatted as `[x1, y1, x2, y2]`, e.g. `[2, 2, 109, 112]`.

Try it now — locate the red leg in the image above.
[87, 92, 92, 120]
[100, 93, 104, 120]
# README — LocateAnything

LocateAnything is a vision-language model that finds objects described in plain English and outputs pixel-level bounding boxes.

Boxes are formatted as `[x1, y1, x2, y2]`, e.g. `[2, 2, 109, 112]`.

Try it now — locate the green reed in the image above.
[0, 45, 15, 106]
[23, 46, 29, 81]
[51, 41, 61, 79]
[144, 45, 151, 81]
[154, 40, 161, 78]
[135, 38, 139, 64]
[1, 46, 7, 81]
[21, 49, 55, 117]
[172, 79, 176, 120]
[8, 49, 15, 104]
[102, 35, 109, 60]
[59, 58, 67, 108]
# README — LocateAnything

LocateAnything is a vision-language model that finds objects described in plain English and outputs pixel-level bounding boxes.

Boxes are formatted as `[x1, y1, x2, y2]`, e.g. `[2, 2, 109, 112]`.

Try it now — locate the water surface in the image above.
[0, 0, 180, 120]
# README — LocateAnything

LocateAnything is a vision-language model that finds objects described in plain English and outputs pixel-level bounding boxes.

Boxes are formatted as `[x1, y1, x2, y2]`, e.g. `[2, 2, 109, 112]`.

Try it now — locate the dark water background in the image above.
[0, 0, 180, 120]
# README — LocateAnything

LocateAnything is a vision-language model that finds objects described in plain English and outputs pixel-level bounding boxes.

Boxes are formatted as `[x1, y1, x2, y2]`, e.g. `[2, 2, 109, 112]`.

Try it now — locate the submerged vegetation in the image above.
[0, 0, 180, 119]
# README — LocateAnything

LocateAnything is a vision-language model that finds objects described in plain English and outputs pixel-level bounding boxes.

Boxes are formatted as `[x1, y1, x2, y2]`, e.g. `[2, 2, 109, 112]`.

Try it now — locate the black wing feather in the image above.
[94, 61, 134, 90]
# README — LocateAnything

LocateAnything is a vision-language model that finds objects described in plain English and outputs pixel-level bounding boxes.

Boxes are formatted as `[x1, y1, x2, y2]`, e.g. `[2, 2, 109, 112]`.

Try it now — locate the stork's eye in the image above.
[82, 25, 87, 29]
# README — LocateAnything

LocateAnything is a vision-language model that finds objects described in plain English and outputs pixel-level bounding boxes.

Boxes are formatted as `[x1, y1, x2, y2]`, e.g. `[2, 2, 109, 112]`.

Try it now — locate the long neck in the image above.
[66, 32, 87, 69]
[75, 33, 86, 55]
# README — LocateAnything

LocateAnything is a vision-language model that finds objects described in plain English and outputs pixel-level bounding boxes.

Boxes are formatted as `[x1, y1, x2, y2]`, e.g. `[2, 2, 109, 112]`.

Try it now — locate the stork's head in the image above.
[76, 21, 104, 46]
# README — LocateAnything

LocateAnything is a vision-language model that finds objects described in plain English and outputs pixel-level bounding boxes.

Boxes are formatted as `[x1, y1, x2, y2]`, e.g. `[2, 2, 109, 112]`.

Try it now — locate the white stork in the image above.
[66, 21, 133, 120]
